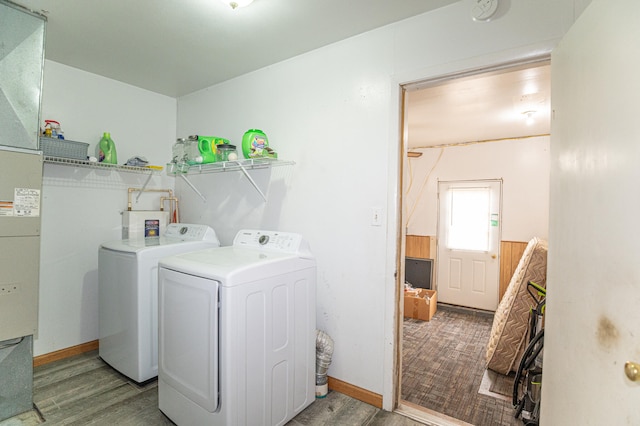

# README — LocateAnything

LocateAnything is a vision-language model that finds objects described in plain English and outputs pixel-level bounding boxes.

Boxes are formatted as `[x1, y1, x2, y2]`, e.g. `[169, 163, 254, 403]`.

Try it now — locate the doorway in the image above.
[396, 59, 550, 424]
[437, 179, 502, 311]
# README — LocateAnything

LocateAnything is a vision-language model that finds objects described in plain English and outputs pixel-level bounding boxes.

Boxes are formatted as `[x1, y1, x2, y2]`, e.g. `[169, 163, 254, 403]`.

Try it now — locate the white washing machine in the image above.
[98, 223, 220, 383]
[157, 230, 316, 426]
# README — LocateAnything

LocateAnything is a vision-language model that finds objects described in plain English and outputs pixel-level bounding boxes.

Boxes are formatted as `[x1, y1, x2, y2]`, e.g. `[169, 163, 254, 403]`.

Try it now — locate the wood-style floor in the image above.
[1, 350, 427, 426]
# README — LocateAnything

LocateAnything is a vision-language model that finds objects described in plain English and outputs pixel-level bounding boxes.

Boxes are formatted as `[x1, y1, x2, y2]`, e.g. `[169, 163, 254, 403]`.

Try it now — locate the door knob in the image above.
[491, 254, 497, 259]
[625, 361, 640, 381]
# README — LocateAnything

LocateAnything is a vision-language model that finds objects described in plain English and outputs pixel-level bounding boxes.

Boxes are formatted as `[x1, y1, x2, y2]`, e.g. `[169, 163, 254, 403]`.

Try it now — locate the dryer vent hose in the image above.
[315, 329, 334, 398]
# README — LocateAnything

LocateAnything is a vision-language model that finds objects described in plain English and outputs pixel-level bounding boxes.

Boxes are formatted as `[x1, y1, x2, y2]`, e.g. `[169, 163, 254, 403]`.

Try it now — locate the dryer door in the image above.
[159, 267, 220, 412]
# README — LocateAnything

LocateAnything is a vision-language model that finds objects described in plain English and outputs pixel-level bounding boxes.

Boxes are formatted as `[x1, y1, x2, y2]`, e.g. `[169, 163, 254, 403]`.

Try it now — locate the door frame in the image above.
[393, 56, 549, 422]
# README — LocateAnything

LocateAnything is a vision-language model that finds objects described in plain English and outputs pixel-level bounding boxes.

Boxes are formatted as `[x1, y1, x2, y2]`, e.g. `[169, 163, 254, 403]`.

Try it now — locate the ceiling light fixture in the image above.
[522, 111, 536, 126]
[221, 0, 253, 9]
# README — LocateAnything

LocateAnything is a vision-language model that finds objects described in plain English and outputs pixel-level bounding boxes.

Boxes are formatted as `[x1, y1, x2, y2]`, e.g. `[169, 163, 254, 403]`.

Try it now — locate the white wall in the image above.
[174, 1, 580, 405]
[35, 61, 176, 356]
[405, 137, 550, 241]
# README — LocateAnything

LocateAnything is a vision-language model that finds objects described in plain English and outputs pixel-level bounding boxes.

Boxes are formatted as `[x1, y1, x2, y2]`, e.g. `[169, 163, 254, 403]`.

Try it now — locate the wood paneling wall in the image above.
[406, 235, 433, 259]
[405, 236, 529, 302]
[499, 240, 528, 300]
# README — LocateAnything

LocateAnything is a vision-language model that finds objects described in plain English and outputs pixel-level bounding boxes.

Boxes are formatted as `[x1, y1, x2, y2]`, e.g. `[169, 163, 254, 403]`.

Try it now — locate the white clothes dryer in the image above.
[157, 230, 316, 426]
[98, 223, 220, 383]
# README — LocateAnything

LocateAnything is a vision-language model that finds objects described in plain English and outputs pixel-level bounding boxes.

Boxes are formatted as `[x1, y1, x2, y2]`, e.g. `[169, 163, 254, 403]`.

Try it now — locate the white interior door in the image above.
[436, 180, 501, 311]
[541, 0, 640, 423]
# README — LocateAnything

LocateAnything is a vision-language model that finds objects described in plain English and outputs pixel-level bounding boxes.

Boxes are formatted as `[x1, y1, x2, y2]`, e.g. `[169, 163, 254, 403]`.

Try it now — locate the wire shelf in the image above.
[44, 156, 161, 174]
[166, 158, 295, 175]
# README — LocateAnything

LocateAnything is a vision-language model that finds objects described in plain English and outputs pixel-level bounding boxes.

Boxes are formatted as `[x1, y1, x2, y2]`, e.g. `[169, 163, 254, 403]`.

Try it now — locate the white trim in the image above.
[396, 402, 474, 426]
[382, 47, 554, 411]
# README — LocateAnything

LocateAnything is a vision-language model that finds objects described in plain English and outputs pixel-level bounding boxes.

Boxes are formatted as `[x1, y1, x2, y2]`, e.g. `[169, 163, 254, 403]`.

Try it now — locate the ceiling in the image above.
[14, 0, 459, 98]
[12, 0, 550, 147]
[406, 62, 551, 148]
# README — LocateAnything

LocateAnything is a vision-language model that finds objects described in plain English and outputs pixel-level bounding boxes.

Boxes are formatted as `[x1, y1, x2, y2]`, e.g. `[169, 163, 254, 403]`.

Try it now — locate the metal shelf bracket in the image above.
[167, 158, 294, 202]
[180, 174, 207, 202]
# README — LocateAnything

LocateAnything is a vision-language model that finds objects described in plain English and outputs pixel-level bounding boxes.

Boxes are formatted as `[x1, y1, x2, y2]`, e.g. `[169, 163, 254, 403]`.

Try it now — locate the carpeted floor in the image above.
[402, 304, 522, 426]
[478, 369, 516, 402]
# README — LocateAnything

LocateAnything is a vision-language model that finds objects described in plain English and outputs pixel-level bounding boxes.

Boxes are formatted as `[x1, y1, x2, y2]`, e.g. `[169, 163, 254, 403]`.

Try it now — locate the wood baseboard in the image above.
[33, 340, 99, 367]
[328, 376, 382, 408]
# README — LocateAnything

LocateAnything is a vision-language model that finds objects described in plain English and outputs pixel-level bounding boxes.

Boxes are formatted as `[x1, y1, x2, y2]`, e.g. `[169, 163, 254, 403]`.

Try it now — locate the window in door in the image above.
[447, 187, 492, 252]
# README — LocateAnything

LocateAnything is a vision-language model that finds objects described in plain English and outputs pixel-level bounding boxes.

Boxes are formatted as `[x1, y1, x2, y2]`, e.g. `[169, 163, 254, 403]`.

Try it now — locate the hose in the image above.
[315, 330, 334, 398]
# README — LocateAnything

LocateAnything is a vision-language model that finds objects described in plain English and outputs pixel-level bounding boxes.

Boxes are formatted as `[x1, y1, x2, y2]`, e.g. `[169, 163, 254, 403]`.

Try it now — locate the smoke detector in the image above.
[470, 0, 499, 22]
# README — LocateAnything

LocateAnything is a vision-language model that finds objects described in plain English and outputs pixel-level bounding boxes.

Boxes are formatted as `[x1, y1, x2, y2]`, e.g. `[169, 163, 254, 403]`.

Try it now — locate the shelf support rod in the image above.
[136, 172, 155, 202]
[235, 161, 267, 202]
[180, 174, 207, 202]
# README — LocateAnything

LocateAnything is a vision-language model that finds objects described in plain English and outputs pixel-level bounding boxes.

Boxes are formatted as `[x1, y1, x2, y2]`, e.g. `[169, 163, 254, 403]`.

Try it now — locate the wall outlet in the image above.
[0, 283, 19, 295]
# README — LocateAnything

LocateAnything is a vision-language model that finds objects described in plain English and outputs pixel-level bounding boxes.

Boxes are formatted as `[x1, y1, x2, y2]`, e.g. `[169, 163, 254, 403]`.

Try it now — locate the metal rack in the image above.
[166, 158, 294, 175]
[167, 158, 295, 202]
[44, 156, 161, 195]
[44, 156, 161, 174]
[43, 156, 294, 202]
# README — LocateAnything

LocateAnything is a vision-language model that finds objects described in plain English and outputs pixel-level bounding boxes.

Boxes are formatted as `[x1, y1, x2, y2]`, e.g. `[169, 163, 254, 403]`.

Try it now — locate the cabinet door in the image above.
[0, 236, 40, 341]
[0, 1, 45, 151]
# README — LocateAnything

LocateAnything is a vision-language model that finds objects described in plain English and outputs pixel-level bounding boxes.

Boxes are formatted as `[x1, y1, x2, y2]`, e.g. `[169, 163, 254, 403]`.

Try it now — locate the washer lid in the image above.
[100, 237, 218, 254]
[101, 223, 220, 253]
[101, 237, 170, 253]
[159, 245, 316, 285]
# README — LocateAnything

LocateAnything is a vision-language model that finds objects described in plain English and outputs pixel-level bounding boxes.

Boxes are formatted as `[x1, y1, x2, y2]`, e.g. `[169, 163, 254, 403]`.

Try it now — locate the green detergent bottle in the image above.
[197, 136, 218, 164]
[98, 132, 117, 164]
[242, 129, 269, 158]
[242, 129, 269, 159]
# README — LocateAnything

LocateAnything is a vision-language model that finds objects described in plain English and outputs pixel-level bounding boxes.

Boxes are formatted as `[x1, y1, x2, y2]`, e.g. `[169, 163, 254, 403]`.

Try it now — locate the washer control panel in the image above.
[165, 223, 219, 242]
[234, 229, 310, 256]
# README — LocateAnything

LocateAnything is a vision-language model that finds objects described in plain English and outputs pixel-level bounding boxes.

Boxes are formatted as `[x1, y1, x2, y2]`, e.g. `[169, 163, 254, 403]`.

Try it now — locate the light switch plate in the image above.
[371, 207, 383, 226]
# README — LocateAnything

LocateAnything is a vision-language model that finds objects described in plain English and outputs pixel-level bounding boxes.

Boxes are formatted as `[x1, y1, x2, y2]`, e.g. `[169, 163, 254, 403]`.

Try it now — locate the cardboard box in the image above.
[404, 289, 420, 297]
[403, 289, 437, 321]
